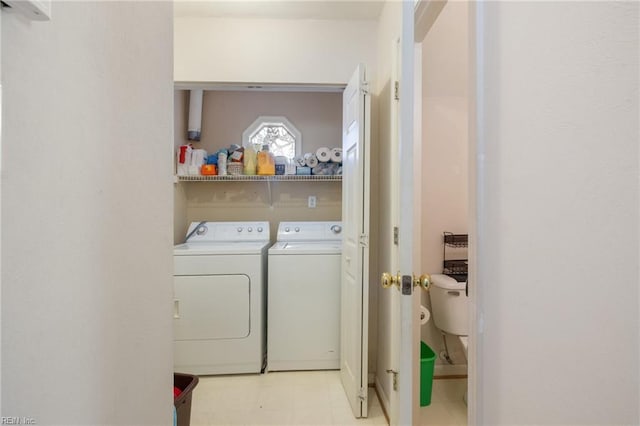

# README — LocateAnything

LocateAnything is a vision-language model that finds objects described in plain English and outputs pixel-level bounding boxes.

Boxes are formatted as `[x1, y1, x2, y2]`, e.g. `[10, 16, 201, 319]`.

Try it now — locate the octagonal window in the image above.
[242, 116, 302, 159]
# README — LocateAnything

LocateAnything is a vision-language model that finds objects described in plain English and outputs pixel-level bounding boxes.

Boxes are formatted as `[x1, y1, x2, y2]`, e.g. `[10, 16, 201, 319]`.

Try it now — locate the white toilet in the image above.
[429, 274, 469, 358]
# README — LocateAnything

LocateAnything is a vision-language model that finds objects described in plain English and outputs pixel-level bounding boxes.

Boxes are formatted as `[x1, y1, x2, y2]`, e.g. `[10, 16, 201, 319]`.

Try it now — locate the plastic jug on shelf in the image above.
[243, 145, 257, 175]
[257, 144, 275, 176]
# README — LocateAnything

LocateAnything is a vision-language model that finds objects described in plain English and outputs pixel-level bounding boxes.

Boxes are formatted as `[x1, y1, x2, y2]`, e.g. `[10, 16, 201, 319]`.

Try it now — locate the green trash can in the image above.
[420, 341, 436, 406]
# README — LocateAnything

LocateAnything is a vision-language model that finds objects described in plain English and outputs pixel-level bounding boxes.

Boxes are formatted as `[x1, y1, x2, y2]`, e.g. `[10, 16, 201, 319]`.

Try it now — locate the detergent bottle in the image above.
[243, 145, 257, 175]
[257, 144, 275, 176]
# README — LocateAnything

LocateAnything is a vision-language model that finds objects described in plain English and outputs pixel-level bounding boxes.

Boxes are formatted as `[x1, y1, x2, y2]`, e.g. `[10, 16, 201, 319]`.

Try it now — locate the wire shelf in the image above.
[443, 259, 468, 274]
[443, 232, 468, 248]
[176, 175, 342, 182]
[443, 231, 469, 279]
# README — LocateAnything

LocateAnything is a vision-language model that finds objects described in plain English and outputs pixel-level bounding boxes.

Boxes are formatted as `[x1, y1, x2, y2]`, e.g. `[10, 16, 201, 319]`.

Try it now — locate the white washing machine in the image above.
[173, 221, 269, 375]
[268, 221, 342, 371]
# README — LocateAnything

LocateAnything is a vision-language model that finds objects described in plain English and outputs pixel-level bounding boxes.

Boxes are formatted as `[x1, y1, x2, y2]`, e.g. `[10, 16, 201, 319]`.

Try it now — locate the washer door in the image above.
[174, 274, 250, 340]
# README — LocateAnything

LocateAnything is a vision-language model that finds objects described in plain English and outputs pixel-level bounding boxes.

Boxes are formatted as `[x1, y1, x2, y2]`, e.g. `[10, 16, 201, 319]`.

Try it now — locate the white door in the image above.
[385, 3, 423, 425]
[387, 36, 404, 425]
[340, 63, 370, 418]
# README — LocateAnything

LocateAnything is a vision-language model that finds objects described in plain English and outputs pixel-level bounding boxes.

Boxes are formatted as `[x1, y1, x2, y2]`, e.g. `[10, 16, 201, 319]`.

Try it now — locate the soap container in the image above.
[275, 156, 287, 175]
[257, 144, 275, 176]
[243, 145, 257, 175]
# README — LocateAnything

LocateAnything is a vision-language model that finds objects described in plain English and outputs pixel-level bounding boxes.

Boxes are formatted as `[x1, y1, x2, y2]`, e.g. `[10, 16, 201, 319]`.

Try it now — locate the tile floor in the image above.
[188, 370, 467, 426]
[419, 378, 468, 426]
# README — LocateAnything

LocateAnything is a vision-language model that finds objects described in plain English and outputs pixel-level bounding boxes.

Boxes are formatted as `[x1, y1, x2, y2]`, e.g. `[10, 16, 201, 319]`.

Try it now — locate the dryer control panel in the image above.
[276, 221, 343, 242]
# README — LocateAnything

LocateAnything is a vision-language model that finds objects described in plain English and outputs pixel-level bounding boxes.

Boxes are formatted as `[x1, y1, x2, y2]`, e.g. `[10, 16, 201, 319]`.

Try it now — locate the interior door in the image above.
[340, 63, 370, 418]
[392, 3, 423, 425]
[387, 36, 403, 425]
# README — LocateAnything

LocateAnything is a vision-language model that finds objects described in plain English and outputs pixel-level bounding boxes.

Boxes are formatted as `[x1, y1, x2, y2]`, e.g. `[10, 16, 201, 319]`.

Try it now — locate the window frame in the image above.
[241, 116, 302, 159]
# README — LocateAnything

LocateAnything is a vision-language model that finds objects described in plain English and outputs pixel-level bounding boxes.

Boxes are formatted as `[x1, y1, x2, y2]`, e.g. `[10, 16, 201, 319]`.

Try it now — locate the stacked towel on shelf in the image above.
[296, 146, 342, 175]
[312, 162, 341, 176]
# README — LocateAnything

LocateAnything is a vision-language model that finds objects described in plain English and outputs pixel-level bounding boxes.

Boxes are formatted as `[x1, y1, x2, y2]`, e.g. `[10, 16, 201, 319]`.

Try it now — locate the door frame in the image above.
[410, 0, 479, 424]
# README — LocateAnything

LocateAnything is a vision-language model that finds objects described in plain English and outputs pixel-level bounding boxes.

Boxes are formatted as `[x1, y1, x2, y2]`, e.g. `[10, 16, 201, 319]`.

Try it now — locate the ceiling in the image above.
[174, 0, 385, 21]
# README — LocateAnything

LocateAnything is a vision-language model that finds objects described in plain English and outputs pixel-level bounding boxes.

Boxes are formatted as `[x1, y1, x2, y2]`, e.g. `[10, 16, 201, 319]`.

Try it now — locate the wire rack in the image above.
[443, 231, 468, 281]
[443, 232, 468, 248]
[176, 175, 342, 182]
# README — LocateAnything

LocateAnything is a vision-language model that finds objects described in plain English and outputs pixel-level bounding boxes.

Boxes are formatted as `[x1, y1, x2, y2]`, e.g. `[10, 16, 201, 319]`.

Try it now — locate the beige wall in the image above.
[2, 2, 174, 424]
[175, 17, 377, 85]
[184, 181, 341, 243]
[419, 1, 469, 371]
[173, 90, 343, 244]
[189, 90, 342, 156]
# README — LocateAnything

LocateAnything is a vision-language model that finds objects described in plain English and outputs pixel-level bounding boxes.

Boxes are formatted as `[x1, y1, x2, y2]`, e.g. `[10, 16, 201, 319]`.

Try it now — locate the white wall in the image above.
[174, 17, 377, 85]
[2, 2, 174, 424]
[0, 6, 3, 415]
[475, 2, 639, 424]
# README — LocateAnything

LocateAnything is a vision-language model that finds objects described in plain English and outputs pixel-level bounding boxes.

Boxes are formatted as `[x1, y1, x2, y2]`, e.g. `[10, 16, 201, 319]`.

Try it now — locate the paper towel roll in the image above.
[420, 305, 431, 325]
[316, 147, 331, 163]
[330, 147, 343, 163]
[304, 153, 319, 168]
[294, 156, 306, 167]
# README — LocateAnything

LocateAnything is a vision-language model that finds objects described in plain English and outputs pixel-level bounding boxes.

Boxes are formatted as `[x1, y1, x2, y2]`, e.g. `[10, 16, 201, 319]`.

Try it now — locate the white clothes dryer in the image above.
[173, 221, 269, 375]
[268, 221, 342, 371]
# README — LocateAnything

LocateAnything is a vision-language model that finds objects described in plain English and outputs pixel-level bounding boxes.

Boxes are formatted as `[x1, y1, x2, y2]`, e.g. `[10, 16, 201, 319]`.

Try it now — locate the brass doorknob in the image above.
[415, 274, 432, 290]
[381, 272, 400, 289]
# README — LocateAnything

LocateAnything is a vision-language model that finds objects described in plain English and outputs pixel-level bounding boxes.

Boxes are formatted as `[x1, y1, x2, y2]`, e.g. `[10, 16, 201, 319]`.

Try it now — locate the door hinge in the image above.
[386, 369, 399, 391]
[358, 387, 367, 401]
[394, 81, 400, 100]
[359, 234, 369, 247]
[361, 80, 370, 96]
[393, 226, 399, 245]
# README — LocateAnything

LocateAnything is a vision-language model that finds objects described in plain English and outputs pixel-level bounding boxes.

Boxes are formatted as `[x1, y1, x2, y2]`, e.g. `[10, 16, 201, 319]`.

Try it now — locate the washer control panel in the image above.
[184, 221, 269, 243]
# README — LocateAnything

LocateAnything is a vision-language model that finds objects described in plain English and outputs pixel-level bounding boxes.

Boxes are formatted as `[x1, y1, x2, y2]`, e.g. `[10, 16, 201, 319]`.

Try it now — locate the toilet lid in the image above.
[431, 274, 467, 290]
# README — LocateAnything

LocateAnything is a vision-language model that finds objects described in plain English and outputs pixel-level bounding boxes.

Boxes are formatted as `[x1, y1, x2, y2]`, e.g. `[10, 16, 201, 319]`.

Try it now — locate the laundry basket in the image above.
[174, 373, 199, 426]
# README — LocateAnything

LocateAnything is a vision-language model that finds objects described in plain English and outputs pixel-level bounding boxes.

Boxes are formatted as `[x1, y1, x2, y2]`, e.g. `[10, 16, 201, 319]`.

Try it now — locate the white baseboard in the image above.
[375, 376, 391, 417]
[434, 363, 468, 377]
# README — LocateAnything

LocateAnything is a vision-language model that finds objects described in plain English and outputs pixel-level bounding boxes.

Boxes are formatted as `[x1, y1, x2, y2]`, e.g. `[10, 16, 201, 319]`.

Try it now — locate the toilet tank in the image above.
[429, 274, 469, 336]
